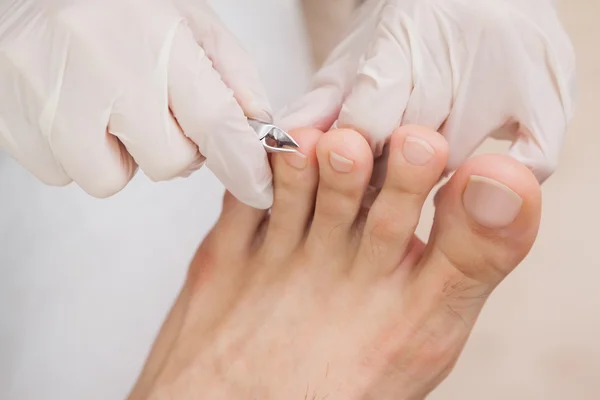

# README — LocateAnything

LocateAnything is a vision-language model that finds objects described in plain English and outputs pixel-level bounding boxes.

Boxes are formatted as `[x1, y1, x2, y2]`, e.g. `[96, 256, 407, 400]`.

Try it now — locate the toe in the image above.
[263, 128, 322, 256]
[354, 126, 448, 278]
[210, 191, 267, 256]
[412, 154, 541, 327]
[306, 129, 374, 255]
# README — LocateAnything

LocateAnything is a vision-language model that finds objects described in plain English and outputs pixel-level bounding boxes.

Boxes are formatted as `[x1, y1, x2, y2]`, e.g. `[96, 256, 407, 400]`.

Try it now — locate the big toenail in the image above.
[284, 151, 308, 170]
[463, 176, 523, 229]
[329, 152, 354, 173]
[403, 136, 435, 166]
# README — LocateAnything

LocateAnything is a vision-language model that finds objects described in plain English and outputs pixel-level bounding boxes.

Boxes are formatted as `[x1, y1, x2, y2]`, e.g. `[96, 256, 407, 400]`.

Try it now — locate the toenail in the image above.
[284, 151, 308, 170]
[329, 152, 354, 173]
[463, 176, 523, 229]
[403, 136, 435, 166]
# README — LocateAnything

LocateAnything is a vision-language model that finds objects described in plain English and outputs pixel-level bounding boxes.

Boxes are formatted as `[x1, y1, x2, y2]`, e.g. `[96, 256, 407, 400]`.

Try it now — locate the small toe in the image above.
[211, 191, 268, 256]
[306, 129, 374, 255]
[412, 154, 542, 327]
[354, 126, 449, 278]
[262, 128, 322, 256]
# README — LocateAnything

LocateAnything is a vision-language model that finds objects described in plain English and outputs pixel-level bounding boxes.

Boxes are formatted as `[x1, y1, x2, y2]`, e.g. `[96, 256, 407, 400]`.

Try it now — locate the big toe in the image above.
[413, 154, 542, 326]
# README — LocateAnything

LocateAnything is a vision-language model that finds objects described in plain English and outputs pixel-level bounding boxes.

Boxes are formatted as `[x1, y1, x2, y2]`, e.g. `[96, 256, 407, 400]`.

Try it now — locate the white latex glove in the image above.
[0, 0, 274, 209]
[278, 0, 576, 183]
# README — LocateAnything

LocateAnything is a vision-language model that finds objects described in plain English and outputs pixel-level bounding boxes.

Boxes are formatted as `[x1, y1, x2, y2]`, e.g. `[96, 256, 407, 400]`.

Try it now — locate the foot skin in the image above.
[129, 127, 541, 400]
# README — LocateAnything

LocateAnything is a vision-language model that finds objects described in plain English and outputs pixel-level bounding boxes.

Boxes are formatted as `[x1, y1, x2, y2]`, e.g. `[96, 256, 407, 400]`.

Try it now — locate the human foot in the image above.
[129, 126, 541, 400]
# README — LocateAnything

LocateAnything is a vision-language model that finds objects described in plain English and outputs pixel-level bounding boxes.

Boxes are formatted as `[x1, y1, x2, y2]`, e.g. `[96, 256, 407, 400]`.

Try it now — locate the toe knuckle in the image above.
[437, 240, 510, 286]
[418, 340, 454, 369]
[317, 199, 353, 222]
[368, 209, 414, 244]
[404, 335, 458, 381]
[389, 170, 430, 197]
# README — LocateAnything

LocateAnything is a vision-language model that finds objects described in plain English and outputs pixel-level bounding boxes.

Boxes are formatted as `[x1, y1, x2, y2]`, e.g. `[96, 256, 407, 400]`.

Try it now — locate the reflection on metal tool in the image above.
[248, 119, 300, 153]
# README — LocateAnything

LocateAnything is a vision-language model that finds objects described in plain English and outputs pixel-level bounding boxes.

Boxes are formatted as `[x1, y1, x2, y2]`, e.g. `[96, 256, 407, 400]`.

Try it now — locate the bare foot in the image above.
[129, 126, 541, 400]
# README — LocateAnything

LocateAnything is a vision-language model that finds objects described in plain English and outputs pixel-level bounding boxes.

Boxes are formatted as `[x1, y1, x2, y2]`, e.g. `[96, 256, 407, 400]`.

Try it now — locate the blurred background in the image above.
[0, 0, 598, 399]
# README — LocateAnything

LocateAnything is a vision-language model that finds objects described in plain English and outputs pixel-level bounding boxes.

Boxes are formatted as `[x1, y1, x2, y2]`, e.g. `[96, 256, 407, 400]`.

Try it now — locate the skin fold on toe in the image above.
[354, 125, 449, 279]
[130, 127, 543, 400]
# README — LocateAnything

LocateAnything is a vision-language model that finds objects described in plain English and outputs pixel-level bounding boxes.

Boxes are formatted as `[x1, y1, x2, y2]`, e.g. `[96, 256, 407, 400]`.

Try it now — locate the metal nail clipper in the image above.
[248, 119, 300, 153]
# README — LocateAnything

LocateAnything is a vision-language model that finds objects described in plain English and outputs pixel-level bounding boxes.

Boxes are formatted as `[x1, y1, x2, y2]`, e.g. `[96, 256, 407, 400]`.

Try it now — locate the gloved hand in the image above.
[279, 0, 576, 183]
[0, 0, 274, 209]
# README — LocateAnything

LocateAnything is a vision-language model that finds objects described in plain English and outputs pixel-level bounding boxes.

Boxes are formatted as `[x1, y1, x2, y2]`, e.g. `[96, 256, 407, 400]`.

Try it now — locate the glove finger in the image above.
[0, 63, 70, 186]
[109, 24, 203, 183]
[506, 77, 571, 184]
[365, 4, 455, 191]
[51, 116, 136, 198]
[507, 16, 575, 184]
[168, 24, 273, 209]
[399, 6, 453, 131]
[49, 50, 136, 198]
[179, 3, 273, 122]
[441, 13, 574, 184]
[276, 0, 383, 131]
[335, 4, 413, 155]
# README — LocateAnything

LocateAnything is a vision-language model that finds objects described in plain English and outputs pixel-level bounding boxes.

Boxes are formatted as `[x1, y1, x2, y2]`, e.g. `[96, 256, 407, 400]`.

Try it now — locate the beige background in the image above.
[302, 0, 600, 398]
